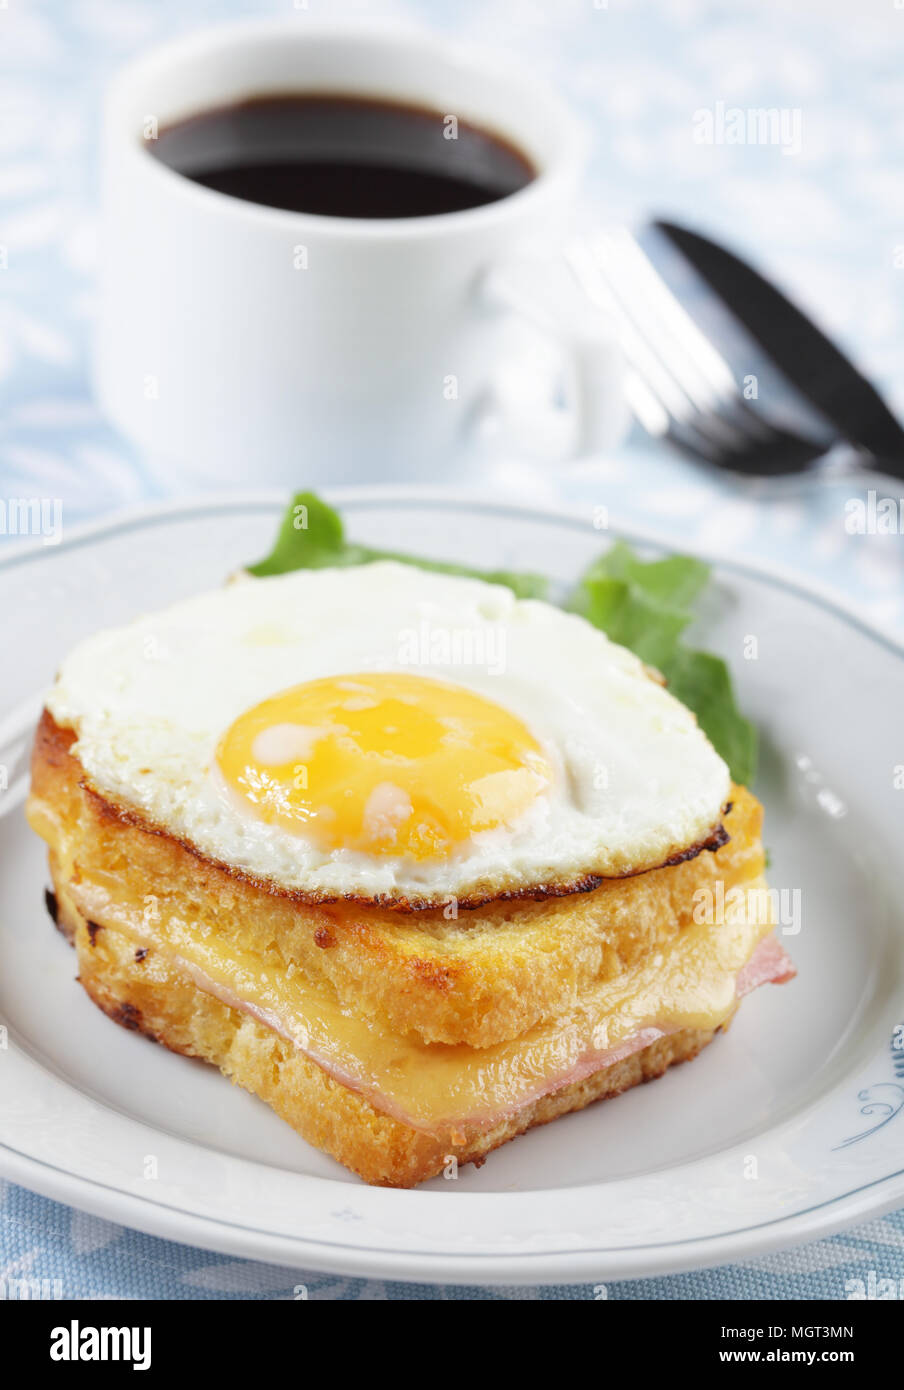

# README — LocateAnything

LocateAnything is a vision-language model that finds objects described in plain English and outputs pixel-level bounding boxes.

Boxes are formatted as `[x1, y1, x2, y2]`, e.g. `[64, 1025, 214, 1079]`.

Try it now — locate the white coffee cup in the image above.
[96, 19, 625, 488]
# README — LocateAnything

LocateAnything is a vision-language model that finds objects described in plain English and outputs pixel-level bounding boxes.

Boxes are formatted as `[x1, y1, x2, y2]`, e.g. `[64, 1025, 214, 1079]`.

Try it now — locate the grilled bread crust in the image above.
[29, 711, 763, 1049]
[47, 861, 723, 1187]
[29, 711, 752, 1187]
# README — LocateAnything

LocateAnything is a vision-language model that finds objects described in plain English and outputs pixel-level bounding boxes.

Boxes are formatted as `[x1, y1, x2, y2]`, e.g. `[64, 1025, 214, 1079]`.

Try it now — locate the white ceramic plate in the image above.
[1, 490, 902, 1286]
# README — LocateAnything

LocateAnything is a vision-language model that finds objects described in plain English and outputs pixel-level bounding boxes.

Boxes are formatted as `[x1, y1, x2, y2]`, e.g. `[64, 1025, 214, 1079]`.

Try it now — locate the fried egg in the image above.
[46, 561, 731, 905]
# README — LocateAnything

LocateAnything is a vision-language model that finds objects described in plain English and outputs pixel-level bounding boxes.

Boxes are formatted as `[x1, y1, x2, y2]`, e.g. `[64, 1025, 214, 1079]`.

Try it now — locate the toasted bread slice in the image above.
[31, 711, 792, 1187]
[30, 712, 764, 1048]
[49, 867, 724, 1187]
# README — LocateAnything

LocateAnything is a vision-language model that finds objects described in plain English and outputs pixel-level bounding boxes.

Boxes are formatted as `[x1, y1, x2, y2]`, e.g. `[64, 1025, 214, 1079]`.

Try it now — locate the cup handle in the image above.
[475, 251, 630, 462]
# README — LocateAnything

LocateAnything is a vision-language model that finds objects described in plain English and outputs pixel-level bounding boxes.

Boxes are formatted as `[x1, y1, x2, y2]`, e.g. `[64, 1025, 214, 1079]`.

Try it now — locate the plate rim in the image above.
[2, 1139, 904, 1286]
[1, 485, 902, 660]
[1, 486, 902, 1286]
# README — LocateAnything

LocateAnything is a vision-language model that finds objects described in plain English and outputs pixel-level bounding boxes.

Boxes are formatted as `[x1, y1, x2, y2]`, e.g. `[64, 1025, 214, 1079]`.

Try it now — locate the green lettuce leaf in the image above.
[572, 577, 691, 669]
[571, 541, 756, 783]
[657, 647, 758, 788]
[584, 538, 710, 609]
[246, 491, 548, 599]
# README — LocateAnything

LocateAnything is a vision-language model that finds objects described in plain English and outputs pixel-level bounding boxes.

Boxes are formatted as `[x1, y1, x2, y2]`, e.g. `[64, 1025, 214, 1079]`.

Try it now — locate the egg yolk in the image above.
[216, 672, 551, 861]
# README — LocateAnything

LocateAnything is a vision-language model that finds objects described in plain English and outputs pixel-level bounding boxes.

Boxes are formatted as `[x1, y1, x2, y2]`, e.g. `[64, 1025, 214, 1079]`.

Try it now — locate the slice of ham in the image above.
[737, 933, 796, 996]
[74, 858, 796, 1138]
[165, 930, 796, 1134]
[478, 932, 797, 1130]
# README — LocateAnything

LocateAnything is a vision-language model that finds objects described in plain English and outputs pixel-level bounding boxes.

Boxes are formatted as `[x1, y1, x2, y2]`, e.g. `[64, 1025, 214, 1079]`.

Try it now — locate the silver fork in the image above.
[0, 692, 47, 820]
[566, 227, 827, 474]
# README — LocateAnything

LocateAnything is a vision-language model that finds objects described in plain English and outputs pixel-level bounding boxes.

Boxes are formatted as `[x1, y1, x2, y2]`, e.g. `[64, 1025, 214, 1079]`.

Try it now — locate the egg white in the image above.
[45, 561, 731, 905]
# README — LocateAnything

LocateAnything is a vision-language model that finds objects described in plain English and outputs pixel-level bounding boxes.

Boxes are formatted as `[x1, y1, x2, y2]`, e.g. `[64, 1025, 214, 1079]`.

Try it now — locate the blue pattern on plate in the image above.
[2, 0, 903, 1298]
[833, 1029, 904, 1150]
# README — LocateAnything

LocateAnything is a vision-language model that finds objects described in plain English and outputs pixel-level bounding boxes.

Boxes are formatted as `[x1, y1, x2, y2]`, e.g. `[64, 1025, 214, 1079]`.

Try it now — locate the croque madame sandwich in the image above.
[27, 553, 794, 1187]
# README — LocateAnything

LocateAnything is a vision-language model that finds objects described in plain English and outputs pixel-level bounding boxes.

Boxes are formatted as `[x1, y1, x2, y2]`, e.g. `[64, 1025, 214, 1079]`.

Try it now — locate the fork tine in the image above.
[592, 229, 788, 451]
[570, 231, 824, 472]
[567, 240, 753, 456]
[566, 240, 697, 423]
[581, 231, 772, 448]
[592, 226, 740, 406]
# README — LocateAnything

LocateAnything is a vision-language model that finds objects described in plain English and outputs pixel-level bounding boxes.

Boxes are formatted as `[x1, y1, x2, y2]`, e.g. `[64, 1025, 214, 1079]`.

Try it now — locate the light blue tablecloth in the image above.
[2, 0, 902, 1299]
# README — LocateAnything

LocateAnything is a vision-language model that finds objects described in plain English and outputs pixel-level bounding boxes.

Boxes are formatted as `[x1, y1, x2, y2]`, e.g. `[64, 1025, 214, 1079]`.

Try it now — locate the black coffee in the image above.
[150, 94, 536, 218]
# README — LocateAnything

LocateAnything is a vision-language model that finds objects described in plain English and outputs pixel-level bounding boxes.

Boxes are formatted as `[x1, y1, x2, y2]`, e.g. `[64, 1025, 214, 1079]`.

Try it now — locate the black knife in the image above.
[655, 219, 904, 478]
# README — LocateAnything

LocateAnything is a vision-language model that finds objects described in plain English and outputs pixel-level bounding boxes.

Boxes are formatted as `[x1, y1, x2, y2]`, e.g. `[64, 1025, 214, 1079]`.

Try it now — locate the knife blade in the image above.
[655, 219, 904, 478]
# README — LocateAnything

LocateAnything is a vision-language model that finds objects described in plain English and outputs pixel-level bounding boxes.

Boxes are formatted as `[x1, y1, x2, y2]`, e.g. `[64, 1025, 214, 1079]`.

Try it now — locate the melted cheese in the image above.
[70, 870, 774, 1133]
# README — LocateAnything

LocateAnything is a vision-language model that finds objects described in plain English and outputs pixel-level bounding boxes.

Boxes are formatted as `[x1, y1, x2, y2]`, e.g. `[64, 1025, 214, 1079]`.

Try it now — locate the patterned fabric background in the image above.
[1, 0, 902, 1298]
